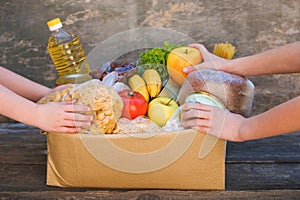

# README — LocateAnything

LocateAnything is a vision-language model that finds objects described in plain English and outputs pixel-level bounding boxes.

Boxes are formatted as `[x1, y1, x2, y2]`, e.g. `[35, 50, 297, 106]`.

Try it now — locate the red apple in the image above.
[118, 90, 148, 119]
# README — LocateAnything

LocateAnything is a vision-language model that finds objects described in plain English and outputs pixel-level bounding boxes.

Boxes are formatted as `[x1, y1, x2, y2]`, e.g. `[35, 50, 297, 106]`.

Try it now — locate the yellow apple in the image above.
[167, 46, 202, 86]
[147, 97, 179, 127]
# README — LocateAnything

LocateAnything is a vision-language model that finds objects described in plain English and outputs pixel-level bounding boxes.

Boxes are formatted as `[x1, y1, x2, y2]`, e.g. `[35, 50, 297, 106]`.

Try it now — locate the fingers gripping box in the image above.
[46, 129, 226, 190]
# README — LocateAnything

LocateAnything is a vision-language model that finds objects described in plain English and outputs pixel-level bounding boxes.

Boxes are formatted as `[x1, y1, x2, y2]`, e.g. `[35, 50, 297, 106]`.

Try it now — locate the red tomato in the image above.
[118, 90, 148, 119]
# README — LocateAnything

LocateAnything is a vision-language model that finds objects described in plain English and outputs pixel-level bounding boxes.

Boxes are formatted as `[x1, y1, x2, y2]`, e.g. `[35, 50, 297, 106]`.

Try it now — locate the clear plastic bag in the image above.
[161, 106, 185, 132]
[39, 79, 123, 134]
[113, 82, 130, 93]
[102, 71, 119, 87]
[117, 116, 161, 134]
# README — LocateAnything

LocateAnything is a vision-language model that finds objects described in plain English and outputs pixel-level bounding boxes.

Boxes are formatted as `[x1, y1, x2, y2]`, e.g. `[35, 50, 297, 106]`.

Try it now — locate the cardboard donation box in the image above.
[46, 129, 226, 190]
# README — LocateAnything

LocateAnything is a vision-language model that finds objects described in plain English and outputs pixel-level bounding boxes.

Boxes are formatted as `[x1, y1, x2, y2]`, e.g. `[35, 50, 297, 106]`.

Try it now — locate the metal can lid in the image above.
[185, 92, 225, 109]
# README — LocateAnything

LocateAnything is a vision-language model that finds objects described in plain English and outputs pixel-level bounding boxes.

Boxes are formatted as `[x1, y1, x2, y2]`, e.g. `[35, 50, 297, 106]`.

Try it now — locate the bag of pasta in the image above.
[38, 79, 123, 134]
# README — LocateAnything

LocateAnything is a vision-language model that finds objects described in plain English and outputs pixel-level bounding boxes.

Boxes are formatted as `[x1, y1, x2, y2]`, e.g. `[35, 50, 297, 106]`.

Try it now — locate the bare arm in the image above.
[0, 67, 93, 132]
[0, 84, 92, 132]
[0, 66, 51, 102]
[181, 42, 300, 141]
[0, 83, 43, 127]
[225, 42, 300, 76]
[239, 96, 300, 141]
[184, 42, 300, 76]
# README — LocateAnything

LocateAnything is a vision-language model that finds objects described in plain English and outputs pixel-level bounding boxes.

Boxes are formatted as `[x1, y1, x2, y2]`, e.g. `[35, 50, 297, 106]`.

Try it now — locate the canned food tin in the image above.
[184, 92, 225, 109]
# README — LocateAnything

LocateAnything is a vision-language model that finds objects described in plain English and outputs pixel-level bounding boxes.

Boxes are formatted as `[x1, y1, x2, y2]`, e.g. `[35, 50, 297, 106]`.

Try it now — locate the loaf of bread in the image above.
[177, 69, 254, 116]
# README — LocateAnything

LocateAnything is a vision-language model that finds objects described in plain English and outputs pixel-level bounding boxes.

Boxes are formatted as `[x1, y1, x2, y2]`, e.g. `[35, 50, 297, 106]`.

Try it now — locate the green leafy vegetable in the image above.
[139, 41, 184, 65]
[138, 41, 184, 85]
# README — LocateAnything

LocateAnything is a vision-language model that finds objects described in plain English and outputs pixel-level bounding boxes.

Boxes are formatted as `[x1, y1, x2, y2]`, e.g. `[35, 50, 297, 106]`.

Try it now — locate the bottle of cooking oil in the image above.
[47, 18, 92, 85]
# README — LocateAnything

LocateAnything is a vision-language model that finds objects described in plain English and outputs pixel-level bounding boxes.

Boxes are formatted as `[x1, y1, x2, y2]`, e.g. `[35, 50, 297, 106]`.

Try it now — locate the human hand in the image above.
[183, 44, 230, 74]
[35, 101, 93, 133]
[180, 102, 246, 142]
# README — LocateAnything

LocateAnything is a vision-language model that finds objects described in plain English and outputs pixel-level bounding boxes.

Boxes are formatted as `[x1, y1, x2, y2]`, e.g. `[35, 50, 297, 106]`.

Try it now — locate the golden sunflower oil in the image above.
[47, 18, 92, 85]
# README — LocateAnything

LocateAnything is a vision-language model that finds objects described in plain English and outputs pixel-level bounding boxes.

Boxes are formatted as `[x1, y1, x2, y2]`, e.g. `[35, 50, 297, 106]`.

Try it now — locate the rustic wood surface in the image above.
[0, 123, 299, 200]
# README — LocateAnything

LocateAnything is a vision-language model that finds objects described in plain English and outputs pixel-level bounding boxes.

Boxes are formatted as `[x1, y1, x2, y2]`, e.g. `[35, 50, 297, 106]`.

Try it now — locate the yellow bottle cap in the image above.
[47, 18, 63, 31]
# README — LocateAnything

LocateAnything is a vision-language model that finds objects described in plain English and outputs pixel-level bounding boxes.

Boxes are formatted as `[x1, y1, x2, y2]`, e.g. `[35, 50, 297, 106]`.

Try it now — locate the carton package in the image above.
[45, 129, 226, 190]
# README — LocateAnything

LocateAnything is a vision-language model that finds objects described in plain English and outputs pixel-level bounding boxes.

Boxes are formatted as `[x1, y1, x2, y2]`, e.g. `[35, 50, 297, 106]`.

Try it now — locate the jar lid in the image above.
[47, 18, 63, 31]
[185, 92, 225, 109]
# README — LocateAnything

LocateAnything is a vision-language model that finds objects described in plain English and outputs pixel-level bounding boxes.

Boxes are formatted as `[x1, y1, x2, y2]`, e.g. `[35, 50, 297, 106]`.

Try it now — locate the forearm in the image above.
[239, 96, 300, 141]
[0, 66, 51, 102]
[223, 42, 300, 76]
[0, 84, 39, 127]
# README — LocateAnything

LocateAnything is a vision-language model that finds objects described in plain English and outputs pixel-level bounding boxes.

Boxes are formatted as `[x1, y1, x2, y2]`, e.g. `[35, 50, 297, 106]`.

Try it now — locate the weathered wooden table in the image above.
[0, 123, 299, 199]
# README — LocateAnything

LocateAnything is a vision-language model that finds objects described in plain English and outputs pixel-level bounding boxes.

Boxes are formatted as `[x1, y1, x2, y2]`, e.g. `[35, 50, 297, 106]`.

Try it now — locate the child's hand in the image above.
[35, 101, 93, 133]
[180, 102, 246, 142]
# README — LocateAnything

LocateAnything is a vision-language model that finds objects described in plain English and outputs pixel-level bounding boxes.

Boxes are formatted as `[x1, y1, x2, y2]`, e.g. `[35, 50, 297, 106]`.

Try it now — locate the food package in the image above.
[213, 42, 236, 59]
[161, 106, 185, 132]
[38, 79, 123, 134]
[177, 69, 254, 116]
[92, 61, 136, 81]
[117, 117, 161, 134]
